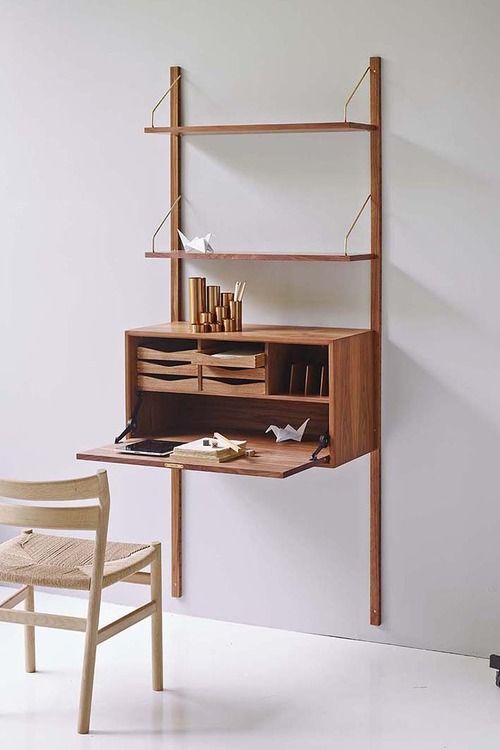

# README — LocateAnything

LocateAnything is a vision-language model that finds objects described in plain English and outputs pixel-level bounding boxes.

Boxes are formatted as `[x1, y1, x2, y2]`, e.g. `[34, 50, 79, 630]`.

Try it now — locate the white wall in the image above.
[1, 0, 500, 657]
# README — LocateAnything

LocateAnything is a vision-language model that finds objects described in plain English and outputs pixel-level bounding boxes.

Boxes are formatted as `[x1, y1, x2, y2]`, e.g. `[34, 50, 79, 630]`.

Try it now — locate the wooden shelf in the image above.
[145, 250, 375, 262]
[77, 433, 327, 479]
[145, 122, 376, 135]
[127, 321, 369, 344]
[137, 377, 329, 403]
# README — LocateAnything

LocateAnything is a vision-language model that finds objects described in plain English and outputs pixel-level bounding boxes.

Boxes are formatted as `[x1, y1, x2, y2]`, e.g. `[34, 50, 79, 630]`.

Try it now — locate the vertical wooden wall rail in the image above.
[170, 66, 183, 598]
[369, 56, 382, 625]
[171, 468, 182, 597]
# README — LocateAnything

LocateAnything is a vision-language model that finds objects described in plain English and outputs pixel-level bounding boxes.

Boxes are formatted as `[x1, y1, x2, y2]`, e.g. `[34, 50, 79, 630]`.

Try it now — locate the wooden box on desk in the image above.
[123, 322, 376, 473]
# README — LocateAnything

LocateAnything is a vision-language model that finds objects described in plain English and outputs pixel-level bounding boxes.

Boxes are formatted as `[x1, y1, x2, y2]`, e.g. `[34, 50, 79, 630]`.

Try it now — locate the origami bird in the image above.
[178, 230, 215, 253]
[266, 418, 310, 443]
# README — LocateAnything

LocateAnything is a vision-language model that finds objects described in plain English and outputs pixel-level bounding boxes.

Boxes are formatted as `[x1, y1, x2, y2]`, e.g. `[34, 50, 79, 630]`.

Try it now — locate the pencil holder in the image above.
[188, 277, 245, 331]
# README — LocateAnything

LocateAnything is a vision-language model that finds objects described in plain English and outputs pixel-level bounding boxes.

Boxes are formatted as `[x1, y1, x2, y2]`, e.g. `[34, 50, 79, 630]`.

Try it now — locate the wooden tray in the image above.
[193, 349, 266, 368]
[137, 375, 199, 393]
[202, 365, 265, 381]
[137, 361, 198, 377]
[137, 346, 197, 362]
[202, 378, 265, 396]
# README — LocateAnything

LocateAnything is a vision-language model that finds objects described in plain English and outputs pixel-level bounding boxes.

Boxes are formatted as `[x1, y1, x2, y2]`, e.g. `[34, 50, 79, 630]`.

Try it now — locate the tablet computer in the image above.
[116, 439, 184, 457]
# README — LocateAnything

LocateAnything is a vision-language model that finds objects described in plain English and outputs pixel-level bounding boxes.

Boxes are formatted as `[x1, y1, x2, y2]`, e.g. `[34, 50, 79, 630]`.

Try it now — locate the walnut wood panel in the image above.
[369, 56, 382, 626]
[145, 121, 376, 135]
[125, 333, 138, 425]
[77, 433, 324, 479]
[128, 322, 369, 345]
[329, 331, 376, 467]
[132, 392, 329, 440]
[145, 251, 376, 262]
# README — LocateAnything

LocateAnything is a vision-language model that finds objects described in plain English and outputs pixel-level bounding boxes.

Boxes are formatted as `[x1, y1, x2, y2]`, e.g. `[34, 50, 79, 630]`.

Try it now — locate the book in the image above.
[171, 438, 247, 463]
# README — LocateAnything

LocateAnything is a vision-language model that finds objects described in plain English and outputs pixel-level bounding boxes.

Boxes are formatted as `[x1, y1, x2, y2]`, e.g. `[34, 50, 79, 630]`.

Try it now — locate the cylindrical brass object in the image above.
[212, 323, 223, 332]
[221, 292, 234, 307]
[215, 305, 229, 323]
[207, 285, 220, 314]
[190, 323, 202, 333]
[223, 318, 232, 332]
[200, 311, 213, 324]
[189, 277, 203, 324]
[196, 277, 207, 315]
[231, 300, 242, 331]
[201, 324, 211, 333]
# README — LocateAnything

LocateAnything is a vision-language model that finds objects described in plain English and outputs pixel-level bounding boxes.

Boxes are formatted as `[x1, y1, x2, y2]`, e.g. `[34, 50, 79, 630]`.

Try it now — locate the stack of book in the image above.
[171, 438, 247, 463]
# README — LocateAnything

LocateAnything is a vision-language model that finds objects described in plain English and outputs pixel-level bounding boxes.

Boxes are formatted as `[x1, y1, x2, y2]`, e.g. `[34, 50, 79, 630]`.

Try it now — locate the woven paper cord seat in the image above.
[0, 530, 156, 590]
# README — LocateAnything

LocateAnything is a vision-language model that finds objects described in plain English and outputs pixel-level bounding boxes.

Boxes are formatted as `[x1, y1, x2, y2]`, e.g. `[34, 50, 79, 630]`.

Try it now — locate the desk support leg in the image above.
[171, 469, 182, 597]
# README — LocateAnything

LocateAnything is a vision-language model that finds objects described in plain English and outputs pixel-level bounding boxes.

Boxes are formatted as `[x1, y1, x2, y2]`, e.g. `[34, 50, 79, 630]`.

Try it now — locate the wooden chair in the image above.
[0, 469, 163, 734]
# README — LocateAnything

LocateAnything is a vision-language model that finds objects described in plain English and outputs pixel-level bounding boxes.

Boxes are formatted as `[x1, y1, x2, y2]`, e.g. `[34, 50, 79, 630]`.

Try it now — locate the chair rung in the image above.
[0, 585, 30, 609]
[124, 571, 151, 585]
[97, 601, 157, 644]
[0, 608, 87, 632]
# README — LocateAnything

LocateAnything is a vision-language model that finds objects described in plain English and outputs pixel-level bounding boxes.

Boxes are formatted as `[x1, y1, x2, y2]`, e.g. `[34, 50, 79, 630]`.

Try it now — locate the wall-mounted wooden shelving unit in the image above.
[77, 58, 382, 624]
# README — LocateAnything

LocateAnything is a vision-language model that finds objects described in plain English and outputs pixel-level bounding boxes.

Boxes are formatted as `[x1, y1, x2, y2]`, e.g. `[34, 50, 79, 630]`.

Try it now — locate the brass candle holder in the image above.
[188, 277, 246, 332]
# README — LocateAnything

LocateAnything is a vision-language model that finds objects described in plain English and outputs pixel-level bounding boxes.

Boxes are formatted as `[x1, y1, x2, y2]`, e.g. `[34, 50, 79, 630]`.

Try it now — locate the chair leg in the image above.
[24, 586, 36, 673]
[151, 544, 163, 691]
[77, 588, 102, 734]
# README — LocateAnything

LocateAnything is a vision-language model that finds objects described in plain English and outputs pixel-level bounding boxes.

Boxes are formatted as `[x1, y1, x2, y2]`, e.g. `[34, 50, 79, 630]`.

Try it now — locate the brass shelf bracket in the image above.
[344, 194, 371, 256]
[151, 74, 182, 128]
[151, 195, 182, 253]
[343, 65, 370, 122]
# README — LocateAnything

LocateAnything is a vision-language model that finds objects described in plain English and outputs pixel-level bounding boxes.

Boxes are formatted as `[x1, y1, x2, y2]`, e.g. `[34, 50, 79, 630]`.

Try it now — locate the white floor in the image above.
[0, 589, 499, 749]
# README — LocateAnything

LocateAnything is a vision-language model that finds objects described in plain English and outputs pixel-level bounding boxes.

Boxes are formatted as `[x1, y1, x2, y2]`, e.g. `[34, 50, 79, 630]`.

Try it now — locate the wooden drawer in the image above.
[137, 346, 197, 363]
[193, 349, 266, 369]
[202, 378, 266, 396]
[202, 365, 265, 381]
[137, 375, 199, 394]
[137, 361, 198, 377]
[138, 344, 265, 369]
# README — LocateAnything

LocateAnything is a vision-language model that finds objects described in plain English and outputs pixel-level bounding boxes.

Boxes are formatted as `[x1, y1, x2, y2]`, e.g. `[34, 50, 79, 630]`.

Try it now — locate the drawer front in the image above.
[137, 361, 198, 377]
[202, 378, 266, 396]
[202, 365, 265, 381]
[137, 346, 197, 363]
[137, 375, 199, 394]
[193, 350, 266, 368]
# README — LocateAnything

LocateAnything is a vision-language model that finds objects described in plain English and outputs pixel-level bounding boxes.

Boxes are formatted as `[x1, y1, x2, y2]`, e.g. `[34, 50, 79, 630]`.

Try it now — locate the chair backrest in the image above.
[0, 470, 110, 534]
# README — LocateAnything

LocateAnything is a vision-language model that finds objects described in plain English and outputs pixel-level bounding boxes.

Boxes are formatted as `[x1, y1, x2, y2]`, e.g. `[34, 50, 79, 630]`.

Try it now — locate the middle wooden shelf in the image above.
[145, 250, 376, 262]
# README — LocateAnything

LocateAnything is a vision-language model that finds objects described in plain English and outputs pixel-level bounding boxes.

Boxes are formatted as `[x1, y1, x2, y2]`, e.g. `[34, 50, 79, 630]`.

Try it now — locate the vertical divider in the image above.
[170, 65, 182, 322]
[170, 66, 183, 597]
[369, 56, 382, 626]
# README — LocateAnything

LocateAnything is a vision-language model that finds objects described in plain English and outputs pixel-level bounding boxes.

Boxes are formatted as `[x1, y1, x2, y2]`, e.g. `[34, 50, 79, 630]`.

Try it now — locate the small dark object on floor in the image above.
[489, 654, 500, 686]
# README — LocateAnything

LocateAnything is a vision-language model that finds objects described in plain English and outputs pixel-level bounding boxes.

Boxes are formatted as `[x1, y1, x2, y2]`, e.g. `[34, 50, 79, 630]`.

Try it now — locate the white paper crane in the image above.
[266, 418, 310, 443]
[178, 230, 215, 253]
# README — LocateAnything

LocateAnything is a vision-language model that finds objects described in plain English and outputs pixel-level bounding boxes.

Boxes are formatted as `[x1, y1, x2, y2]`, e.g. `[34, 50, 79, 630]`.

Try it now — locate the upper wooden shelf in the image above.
[145, 250, 375, 262]
[144, 122, 376, 135]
